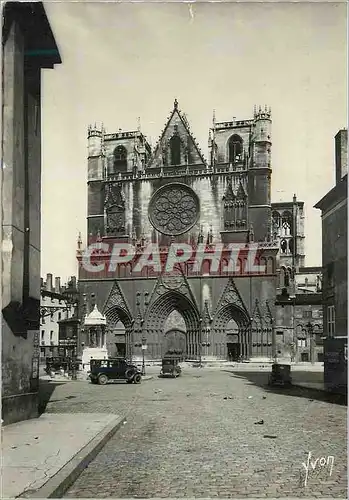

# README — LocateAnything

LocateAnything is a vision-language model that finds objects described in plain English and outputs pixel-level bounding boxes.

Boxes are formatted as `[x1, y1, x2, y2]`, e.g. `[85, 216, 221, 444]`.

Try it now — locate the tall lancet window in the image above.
[228, 134, 243, 164]
[235, 182, 247, 228]
[223, 182, 235, 229]
[114, 145, 128, 172]
[272, 211, 281, 235]
[281, 211, 292, 236]
[211, 142, 218, 166]
[170, 134, 181, 165]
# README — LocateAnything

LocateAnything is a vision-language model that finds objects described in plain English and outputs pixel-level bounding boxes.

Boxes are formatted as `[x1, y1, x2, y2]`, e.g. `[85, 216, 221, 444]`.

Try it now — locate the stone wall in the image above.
[1, 5, 61, 424]
[275, 302, 323, 360]
[322, 196, 347, 337]
[1, 21, 39, 424]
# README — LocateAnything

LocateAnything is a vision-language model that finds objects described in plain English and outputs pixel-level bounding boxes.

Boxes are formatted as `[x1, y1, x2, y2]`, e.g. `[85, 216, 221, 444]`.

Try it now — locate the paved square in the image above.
[43, 368, 347, 498]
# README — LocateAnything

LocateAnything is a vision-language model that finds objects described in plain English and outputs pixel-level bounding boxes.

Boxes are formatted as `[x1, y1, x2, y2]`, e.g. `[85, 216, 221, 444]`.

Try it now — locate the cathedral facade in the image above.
[77, 101, 280, 361]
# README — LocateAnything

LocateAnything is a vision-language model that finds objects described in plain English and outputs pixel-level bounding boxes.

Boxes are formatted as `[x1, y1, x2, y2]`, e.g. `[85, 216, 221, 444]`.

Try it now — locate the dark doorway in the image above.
[115, 343, 126, 357]
[164, 329, 186, 355]
[227, 342, 240, 361]
[301, 352, 309, 362]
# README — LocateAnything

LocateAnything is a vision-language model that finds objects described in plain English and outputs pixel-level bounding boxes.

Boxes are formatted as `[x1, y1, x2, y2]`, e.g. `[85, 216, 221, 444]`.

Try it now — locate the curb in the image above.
[292, 382, 328, 393]
[23, 415, 125, 498]
[292, 383, 347, 402]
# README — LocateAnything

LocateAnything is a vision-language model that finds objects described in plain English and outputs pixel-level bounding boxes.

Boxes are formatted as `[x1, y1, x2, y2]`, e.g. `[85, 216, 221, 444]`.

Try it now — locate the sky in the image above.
[41, 0, 347, 283]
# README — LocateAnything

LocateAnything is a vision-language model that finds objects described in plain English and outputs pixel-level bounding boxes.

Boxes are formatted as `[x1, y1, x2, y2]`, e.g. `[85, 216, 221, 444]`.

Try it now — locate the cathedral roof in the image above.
[148, 99, 207, 168]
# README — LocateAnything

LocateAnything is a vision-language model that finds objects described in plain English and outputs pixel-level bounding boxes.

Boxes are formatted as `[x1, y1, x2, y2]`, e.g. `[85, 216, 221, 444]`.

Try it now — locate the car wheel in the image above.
[98, 374, 108, 385]
[125, 368, 134, 381]
[133, 373, 142, 384]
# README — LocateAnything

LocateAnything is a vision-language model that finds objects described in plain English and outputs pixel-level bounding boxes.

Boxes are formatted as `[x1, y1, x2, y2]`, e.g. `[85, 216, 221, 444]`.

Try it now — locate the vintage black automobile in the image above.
[268, 363, 292, 387]
[160, 351, 182, 378]
[89, 358, 142, 385]
[45, 356, 69, 374]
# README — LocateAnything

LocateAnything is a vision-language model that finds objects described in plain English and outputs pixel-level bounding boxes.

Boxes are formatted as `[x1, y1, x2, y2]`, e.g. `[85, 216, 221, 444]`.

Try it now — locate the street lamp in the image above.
[135, 336, 147, 375]
[71, 335, 78, 380]
[265, 301, 277, 364]
[129, 319, 135, 362]
[305, 322, 321, 364]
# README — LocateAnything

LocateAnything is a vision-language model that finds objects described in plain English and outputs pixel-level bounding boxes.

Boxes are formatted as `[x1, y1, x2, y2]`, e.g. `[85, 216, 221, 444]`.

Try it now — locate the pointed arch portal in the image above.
[104, 306, 133, 359]
[120, 276, 274, 362]
[213, 303, 251, 360]
[141, 290, 201, 359]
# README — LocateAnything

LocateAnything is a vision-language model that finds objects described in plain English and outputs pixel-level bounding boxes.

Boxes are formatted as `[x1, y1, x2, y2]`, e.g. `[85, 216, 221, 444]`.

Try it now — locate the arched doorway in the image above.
[142, 290, 200, 360]
[104, 306, 133, 359]
[164, 329, 187, 359]
[163, 311, 186, 358]
[226, 318, 240, 361]
[213, 304, 250, 360]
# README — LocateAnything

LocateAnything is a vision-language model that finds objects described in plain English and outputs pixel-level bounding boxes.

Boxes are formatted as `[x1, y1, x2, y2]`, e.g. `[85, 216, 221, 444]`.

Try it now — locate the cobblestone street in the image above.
[42, 368, 347, 498]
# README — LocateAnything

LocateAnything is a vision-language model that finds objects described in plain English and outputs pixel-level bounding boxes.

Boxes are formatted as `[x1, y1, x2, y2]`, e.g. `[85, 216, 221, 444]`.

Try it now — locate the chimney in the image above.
[55, 277, 61, 294]
[335, 129, 348, 184]
[40, 277, 44, 289]
[46, 273, 53, 292]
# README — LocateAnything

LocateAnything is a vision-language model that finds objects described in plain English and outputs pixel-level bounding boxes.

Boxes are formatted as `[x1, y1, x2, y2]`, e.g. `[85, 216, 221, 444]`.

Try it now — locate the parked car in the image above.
[89, 358, 142, 385]
[268, 363, 292, 387]
[159, 352, 182, 378]
[45, 356, 69, 374]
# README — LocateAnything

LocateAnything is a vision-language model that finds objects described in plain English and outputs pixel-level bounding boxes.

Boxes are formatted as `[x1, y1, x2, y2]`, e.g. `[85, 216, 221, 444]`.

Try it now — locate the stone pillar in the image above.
[99, 326, 102, 348]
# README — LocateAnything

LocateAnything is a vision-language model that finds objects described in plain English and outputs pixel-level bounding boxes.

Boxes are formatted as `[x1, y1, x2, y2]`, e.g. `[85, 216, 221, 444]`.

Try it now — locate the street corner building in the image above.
[77, 102, 282, 362]
[315, 129, 348, 394]
[1, 2, 61, 424]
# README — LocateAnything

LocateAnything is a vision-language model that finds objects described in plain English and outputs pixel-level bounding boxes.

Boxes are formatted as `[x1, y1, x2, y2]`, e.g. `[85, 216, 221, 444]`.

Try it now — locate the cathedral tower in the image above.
[87, 124, 105, 240]
[248, 105, 272, 241]
[211, 105, 272, 242]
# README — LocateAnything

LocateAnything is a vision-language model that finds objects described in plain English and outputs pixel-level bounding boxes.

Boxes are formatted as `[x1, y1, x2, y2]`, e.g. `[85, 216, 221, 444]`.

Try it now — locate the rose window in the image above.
[148, 183, 200, 236]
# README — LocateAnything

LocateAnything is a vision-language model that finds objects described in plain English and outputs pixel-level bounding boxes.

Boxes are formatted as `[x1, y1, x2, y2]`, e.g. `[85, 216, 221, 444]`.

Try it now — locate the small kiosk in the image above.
[81, 305, 108, 371]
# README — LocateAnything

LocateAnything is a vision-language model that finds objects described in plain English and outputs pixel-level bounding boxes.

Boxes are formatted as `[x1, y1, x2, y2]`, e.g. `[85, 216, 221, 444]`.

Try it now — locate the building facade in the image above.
[272, 198, 305, 283]
[40, 274, 78, 360]
[315, 129, 347, 392]
[1, 3, 61, 424]
[78, 102, 281, 361]
[274, 268, 323, 362]
[315, 129, 347, 338]
[272, 199, 323, 361]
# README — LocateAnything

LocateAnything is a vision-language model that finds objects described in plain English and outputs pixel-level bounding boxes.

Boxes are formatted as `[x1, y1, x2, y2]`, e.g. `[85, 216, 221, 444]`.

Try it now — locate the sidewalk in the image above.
[39, 373, 154, 382]
[1, 412, 125, 498]
[177, 361, 325, 372]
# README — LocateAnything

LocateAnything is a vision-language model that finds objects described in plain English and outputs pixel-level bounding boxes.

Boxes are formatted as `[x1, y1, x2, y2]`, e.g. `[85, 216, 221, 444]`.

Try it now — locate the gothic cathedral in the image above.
[77, 100, 279, 361]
